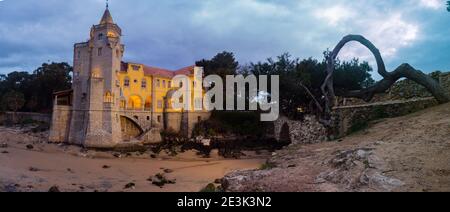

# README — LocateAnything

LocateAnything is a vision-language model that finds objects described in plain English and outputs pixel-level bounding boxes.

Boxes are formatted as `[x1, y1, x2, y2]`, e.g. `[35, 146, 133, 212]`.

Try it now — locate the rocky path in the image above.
[223, 103, 450, 192]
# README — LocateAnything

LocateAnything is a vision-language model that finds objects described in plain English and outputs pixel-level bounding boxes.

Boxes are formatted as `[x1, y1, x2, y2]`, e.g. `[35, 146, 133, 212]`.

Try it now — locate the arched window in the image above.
[142, 79, 147, 89]
[97, 47, 103, 56]
[124, 77, 130, 87]
[104, 91, 113, 103]
[120, 100, 126, 109]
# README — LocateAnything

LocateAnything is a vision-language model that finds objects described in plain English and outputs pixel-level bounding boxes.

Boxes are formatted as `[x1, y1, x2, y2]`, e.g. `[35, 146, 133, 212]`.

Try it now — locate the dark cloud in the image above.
[0, 0, 448, 75]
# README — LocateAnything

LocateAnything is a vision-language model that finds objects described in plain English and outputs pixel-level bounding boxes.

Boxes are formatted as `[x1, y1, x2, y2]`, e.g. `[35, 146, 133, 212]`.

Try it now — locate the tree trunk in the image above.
[321, 34, 450, 113]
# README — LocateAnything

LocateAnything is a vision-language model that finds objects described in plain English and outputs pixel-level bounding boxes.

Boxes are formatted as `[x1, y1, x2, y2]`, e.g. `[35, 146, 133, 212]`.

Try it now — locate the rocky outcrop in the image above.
[316, 148, 404, 192]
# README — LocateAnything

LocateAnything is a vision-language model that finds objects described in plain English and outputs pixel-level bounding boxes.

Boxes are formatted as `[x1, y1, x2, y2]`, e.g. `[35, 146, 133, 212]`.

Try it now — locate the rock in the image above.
[124, 183, 135, 190]
[150, 173, 176, 187]
[360, 170, 404, 191]
[26, 144, 34, 150]
[0, 143, 7, 148]
[163, 169, 173, 174]
[29, 167, 40, 172]
[200, 183, 217, 192]
[48, 186, 60, 192]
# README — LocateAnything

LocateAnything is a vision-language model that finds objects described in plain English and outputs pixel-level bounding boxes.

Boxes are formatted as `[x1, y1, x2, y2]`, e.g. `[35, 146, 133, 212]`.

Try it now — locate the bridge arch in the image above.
[120, 115, 144, 142]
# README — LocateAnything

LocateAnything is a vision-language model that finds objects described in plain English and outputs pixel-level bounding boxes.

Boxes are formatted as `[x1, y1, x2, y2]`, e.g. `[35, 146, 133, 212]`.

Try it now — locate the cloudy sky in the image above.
[0, 0, 449, 78]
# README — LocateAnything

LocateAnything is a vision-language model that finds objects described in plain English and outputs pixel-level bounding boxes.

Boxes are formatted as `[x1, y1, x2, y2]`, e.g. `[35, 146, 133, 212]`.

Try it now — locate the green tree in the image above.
[247, 53, 374, 118]
[0, 62, 72, 113]
[196, 51, 239, 78]
[447, 1, 450, 12]
[1, 91, 25, 123]
[31, 62, 72, 112]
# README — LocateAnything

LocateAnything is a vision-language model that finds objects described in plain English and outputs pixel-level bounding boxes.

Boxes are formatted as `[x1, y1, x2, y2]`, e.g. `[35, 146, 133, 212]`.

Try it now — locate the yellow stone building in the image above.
[49, 6, 210, 148]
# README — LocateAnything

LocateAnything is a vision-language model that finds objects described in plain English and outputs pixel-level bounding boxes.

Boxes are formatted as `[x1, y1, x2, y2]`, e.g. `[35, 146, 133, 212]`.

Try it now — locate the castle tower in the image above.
[68, 6, 124, 148]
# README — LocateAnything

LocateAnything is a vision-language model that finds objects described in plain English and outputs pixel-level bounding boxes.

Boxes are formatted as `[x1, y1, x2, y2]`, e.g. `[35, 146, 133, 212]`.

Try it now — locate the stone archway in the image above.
[279, 122, 292, 144]
[120, 116, 144, 142]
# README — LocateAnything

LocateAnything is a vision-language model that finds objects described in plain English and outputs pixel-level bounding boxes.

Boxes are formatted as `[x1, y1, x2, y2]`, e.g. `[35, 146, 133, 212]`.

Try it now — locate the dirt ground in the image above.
[0, 128, 266, 192]
[223, 103, 450, 192]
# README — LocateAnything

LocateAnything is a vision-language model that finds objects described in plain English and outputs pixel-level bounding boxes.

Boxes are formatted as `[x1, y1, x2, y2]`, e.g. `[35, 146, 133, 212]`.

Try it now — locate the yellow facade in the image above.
[117, 63, 201, 113]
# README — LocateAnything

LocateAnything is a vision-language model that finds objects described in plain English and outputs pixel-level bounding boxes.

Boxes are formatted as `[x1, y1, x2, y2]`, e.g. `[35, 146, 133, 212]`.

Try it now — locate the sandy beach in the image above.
[0, 127, 266, 192]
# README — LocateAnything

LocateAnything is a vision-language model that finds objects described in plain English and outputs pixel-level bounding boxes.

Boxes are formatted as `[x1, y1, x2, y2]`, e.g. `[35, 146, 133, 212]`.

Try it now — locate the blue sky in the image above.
[0, 0, 449, 78]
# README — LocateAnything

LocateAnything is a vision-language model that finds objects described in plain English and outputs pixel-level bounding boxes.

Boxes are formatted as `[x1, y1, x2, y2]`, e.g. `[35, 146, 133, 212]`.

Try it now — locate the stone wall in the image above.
[48, 106, 72, 143]
[332, 97, 438, 138]
[274, 115, 327, 145]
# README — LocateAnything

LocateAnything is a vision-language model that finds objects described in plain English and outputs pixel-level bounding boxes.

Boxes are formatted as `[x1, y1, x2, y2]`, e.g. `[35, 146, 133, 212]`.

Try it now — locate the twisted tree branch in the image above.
[321, 34, 450, 115]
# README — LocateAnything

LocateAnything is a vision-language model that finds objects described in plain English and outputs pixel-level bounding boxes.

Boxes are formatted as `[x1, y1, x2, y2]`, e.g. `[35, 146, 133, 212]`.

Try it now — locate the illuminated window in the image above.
[124, 77, 130, 87]
[142, 79, 147, 89]
[104, 91, 113, 103]
[120, 100, 126, 109]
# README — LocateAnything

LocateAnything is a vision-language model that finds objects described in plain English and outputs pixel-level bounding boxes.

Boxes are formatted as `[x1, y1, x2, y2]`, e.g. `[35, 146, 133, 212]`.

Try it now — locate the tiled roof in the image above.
[121, 62, 195, 78]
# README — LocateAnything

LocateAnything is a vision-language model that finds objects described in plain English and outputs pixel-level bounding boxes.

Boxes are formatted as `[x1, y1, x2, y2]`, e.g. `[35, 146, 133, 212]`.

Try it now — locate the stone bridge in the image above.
[118, 110, 162, 144]
[273, 97, 438, 144]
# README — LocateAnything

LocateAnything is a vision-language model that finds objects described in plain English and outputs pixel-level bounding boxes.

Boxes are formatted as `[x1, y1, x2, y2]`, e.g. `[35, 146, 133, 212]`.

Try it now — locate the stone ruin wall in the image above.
[274, 97, 440, 144]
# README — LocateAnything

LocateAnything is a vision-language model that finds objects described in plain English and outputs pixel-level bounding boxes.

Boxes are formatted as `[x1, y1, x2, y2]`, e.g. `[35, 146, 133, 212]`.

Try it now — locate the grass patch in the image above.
[259, 161, 276, 170]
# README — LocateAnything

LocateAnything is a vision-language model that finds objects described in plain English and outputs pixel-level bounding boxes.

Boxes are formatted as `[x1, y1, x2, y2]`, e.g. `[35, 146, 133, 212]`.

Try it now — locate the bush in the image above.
[193, 111, 271, 138]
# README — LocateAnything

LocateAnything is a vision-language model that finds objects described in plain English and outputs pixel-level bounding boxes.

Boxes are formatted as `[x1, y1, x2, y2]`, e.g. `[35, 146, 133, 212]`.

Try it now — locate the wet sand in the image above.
[0, 127, 266, 192]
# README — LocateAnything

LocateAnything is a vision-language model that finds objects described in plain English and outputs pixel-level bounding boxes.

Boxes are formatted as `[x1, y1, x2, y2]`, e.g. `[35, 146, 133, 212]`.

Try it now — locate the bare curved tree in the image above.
[321, 35, 450, 114]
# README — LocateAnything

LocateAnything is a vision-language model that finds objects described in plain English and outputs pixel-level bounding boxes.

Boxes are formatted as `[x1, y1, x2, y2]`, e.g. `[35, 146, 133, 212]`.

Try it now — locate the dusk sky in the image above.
[0, 0, 449, 78]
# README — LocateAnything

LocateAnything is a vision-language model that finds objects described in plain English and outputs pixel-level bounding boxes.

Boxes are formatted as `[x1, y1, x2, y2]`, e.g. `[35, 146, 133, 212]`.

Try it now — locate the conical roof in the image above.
[100, 8, 114, 25]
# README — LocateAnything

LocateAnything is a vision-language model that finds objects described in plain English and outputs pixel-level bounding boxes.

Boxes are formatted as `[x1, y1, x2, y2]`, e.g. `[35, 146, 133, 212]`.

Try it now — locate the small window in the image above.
[179, 82, 183, 87]
[104, 92, 113, 103]
[157, 100, 163, 109]
[124, 78, 130, 87]
[147, 116, 150, 121]
[142, 79, 147, 89]
[77, 51, 81, 59]
[97, 47, 102, 56]
[168, 81, 172, 88]
[157, 116, 162, 123]
[132, 65, 140, 71]
[156, 79, 161, 87]
[98, 33, 104, 40]
[134, 79, 138, 83]
[162, 80, 166, 88]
